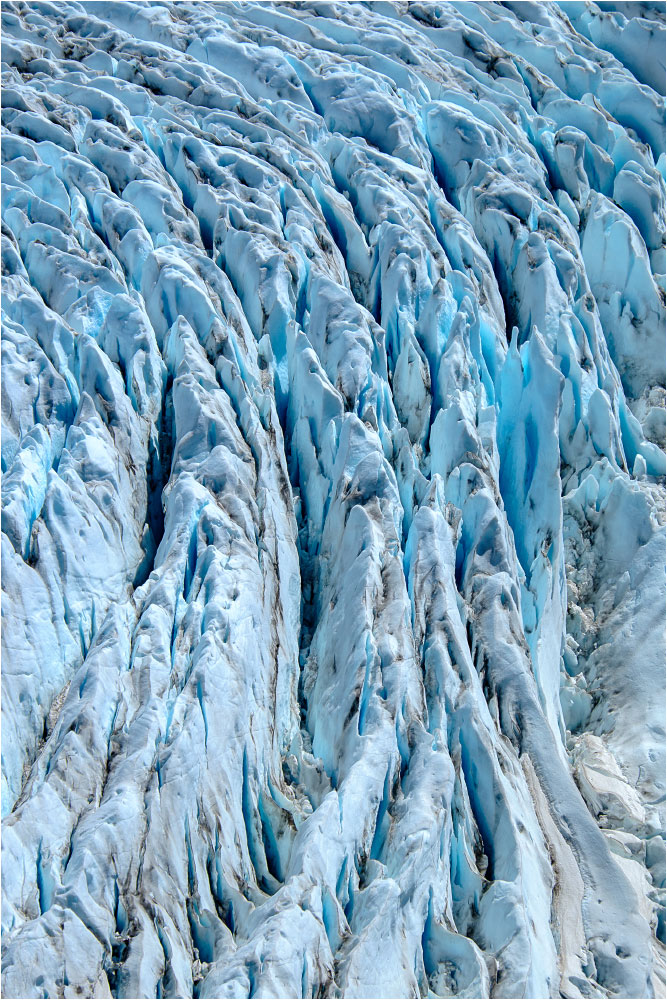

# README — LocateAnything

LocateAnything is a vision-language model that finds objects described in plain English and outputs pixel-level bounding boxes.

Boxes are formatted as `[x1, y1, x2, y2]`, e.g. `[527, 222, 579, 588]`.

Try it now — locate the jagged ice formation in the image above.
[1, 2, 666, 998]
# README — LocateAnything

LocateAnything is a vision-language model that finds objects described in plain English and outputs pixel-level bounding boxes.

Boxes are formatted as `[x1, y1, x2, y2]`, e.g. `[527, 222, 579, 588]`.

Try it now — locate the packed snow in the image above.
[1, 2, 665, 998]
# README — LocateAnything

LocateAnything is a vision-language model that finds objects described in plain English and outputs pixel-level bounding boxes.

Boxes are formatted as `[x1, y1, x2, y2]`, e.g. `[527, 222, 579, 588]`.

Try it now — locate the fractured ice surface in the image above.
[1, 1, 665, 998]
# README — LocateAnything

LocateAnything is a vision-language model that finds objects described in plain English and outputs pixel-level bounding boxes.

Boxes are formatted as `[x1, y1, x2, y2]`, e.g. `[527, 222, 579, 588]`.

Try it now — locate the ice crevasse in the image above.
[0, 1, 665, 998]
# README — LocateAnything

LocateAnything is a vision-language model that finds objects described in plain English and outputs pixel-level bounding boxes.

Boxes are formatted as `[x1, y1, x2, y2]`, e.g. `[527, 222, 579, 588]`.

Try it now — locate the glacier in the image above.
[1, 1, 665, 997]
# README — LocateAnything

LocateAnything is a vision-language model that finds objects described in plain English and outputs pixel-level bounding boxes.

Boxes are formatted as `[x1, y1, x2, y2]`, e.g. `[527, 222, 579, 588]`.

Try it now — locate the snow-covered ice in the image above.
[1, 2, 665, 998]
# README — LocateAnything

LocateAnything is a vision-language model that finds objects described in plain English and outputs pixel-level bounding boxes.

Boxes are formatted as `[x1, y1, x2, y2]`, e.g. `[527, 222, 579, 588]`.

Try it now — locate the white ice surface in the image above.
[1, 2, 665, 998]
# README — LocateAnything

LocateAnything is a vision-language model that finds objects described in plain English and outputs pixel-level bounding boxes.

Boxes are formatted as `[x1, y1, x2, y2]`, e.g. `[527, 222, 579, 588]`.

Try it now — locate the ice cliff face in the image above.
[1, 2, 665, 998]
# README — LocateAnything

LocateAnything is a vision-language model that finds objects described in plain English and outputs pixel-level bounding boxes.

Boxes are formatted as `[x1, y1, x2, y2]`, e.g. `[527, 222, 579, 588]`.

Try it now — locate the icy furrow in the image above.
[1, 2, 665, 999]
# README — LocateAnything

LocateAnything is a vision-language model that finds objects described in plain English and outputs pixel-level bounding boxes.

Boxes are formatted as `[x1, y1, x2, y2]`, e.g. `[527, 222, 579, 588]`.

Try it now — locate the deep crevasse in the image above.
[1, 2, 665, 998]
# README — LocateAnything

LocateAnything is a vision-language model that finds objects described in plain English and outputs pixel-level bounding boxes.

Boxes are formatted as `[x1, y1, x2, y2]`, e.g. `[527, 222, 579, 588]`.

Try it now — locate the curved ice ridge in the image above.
[1, 2, 665, 998]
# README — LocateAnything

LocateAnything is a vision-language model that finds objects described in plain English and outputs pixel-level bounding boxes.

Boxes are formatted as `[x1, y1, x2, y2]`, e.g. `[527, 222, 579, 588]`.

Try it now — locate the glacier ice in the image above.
[1, 1, 665, 998]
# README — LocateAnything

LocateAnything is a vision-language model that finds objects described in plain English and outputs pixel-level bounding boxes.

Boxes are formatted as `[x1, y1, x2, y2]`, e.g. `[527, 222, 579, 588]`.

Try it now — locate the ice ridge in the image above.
[1, 2, 665, 998]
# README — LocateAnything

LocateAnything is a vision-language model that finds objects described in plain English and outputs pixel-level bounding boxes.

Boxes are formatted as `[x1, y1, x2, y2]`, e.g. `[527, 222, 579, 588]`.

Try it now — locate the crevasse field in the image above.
[1, 2, 665, 998]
